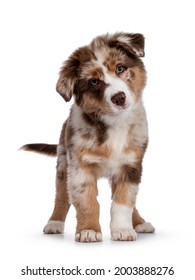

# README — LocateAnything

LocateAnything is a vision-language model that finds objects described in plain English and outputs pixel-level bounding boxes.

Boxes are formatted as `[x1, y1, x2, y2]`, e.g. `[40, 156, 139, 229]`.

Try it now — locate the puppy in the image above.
[21, 33, 155, 242]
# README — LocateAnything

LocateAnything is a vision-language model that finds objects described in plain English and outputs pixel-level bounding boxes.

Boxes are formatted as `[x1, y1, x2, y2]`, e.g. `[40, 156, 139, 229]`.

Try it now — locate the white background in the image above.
[0, 0, 195, 279]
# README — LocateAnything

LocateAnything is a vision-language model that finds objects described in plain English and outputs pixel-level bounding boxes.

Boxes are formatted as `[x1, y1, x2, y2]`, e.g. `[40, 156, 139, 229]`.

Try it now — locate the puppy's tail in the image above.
[20, 143, 57, 157]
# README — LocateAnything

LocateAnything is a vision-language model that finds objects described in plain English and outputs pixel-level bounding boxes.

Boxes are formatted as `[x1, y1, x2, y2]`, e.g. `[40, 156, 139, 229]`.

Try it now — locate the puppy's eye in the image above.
[90, 79, 99, 86]
[116, 65, 125, 75]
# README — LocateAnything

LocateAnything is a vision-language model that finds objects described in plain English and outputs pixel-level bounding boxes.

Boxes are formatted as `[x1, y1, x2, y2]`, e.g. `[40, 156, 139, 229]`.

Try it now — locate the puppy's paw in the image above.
[135, 222, 155, 233]
[75, 230, 102, 242]
[111, 228, 137, 241]
[43, 220, 64, 234]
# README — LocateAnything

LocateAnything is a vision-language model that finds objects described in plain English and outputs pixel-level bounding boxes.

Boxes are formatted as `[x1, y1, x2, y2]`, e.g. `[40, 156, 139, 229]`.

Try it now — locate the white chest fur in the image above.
[82, 110, 147, 176]
[101, 128, 136, 176]
[70, 102, 148, 177]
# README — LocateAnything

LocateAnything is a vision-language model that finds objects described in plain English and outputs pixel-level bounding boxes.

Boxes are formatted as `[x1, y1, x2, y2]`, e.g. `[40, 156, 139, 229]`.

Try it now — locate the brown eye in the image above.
[90, 79, 99, 86]
[116, 65, 125, 75]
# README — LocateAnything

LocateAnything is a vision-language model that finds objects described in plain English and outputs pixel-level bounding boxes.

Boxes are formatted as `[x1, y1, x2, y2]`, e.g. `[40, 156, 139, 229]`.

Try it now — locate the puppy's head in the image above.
[56, 33, 146, 117]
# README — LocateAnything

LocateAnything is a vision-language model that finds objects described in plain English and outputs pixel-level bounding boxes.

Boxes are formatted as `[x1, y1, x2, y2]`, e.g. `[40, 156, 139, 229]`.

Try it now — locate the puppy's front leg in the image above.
[68, 168, 102, 242]
[110, 165, 141, 241]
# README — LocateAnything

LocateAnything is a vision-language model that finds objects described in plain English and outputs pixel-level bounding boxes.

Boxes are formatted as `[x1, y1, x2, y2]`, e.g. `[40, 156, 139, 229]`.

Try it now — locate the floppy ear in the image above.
[56, 46, 95, 101]
[110, 33, 145, 57]
[56, 54, 79, 102]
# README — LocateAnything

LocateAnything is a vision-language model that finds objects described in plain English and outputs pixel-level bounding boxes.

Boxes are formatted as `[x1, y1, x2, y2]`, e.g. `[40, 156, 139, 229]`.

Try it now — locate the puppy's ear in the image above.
[56, 46, 95, 101]
[56, 55, 79, 102]
[110, 33, 145, 57]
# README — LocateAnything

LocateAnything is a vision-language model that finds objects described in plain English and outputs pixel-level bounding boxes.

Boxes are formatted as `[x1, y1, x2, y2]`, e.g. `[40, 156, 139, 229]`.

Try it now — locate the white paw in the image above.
[111, 228, 137, 241]
[43, 220, 64, 234]
[75, 230, 102, 242]
[135, 222, 155, 233]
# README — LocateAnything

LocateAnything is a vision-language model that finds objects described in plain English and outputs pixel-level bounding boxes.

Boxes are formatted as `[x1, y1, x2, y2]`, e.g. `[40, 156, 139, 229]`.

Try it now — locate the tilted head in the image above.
[56, 33, 146, 118]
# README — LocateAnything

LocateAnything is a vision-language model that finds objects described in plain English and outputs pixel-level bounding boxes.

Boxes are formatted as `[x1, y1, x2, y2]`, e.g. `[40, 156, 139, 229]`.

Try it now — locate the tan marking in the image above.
[81, 65, 104, 80]
[129, 66, 146, 100]
[81, 93, 112, 115]
[132, 207, 145, 228]
[123, 68, 132, 81]
[48, 170, 70, 222]
[123, 146, 143, 160]
[73, 182, 101, 234]
[77, 145, 112, 165]
[42, 33, 150, 240]
[106, 58, 117, 73]
[112, 182, 137, 208]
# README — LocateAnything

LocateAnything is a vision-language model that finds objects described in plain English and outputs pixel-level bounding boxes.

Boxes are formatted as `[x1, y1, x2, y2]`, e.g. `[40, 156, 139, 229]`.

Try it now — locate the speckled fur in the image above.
[22, 33, 155, 242]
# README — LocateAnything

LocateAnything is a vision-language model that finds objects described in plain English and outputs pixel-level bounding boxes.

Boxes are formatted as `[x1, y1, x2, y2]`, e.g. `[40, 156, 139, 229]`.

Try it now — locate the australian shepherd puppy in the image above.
[21, 32, 155, 242]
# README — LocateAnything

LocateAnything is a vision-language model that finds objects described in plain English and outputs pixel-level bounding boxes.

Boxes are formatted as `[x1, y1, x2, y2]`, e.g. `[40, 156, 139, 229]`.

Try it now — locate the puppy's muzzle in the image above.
[111, 92, 126, 107]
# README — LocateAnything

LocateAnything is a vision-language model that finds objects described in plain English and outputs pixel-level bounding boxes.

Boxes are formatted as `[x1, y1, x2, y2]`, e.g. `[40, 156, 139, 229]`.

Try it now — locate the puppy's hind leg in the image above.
[43, 170, 70, 234]
[133, 207, 155, 233]
[43, 147, 70, 234]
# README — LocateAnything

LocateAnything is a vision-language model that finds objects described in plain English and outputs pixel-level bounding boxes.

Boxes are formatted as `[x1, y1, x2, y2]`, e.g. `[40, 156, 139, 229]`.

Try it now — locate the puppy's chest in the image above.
[77, 124, 146, 174]
[103, 128, 135, 171]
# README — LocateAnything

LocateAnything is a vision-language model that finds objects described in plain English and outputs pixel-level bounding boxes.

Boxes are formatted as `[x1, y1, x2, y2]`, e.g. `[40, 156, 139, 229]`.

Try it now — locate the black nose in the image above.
[111, 92, 126, 106]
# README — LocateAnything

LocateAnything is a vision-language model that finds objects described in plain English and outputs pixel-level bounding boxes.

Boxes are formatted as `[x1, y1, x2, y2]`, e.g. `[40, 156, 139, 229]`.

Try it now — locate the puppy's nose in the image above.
[111, 92, 126, 106]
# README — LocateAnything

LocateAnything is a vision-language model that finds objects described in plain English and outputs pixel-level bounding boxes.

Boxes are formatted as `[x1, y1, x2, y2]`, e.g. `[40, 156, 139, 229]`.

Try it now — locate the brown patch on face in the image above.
[129, 66, 147, 100]
[74, 77, 114, 118]
[81, 94, 112, 115]
[105, 59, 116, 72]
[75, 78, 106, 104]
